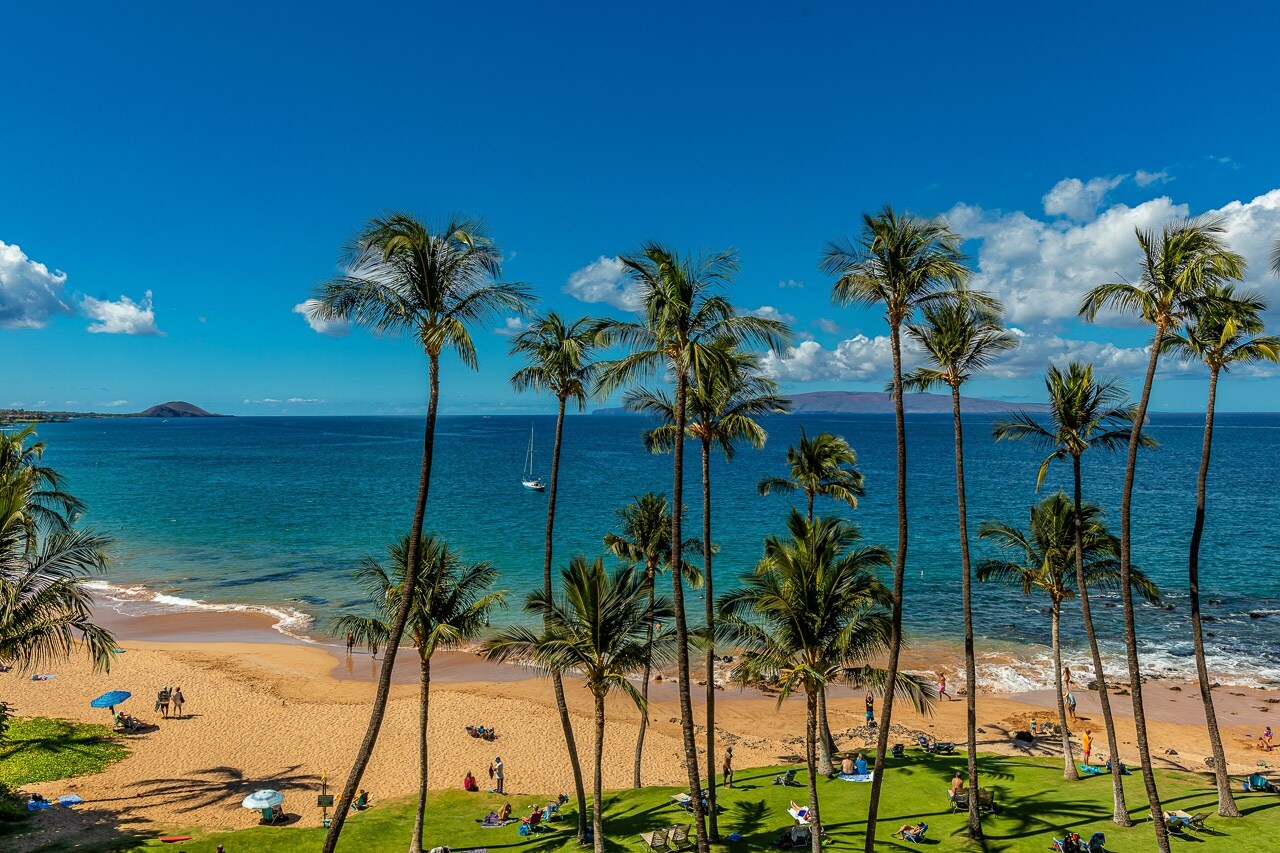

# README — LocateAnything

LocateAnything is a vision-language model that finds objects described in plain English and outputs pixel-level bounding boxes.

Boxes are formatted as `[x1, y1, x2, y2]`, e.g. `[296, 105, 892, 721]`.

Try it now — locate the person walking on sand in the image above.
[722, 745, 734, 789]
[346, 631, 354, 654]
[1063, 664, 1072, 691]
[494, 756, 505, 794]
[938, 672, 950, 701]
[172, 686, 185, 718]
[157, 687, 170, 718]
[1081, 728, 1092, 765]
[1066, 691, 1077, 724]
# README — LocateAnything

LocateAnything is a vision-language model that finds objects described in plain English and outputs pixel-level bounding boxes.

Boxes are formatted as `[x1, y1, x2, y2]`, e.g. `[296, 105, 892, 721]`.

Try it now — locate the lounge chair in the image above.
[916, 734, 955, 754]
[950, 790, 969, 813]
[775, 824, 810, 848]
[773, 769, 799, 786]
[890, 743, 905, 759]
[900, 822, 927, 843]
[1245, 772, 1278, 793]
[641, 829, 670, 852]
[670, 793, 694, 811]
[668, 824, 690, 851]
[977, 788, 998, 815]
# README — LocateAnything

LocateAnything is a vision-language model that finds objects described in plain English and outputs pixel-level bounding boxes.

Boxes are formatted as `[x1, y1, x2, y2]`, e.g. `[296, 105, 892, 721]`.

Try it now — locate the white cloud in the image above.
[778, 279, 805, 289]
[1208, 154, 1241, 170]
[243, 397, 283, 405]
[100, 400, 129, 407]
[82, 290, 162, 336]
[0, 241, 72, 328]
[287, 397, 325, 404]
[946, 187, 1280, 329]
[293, 299, 350, 337]
[494, 316, 530, 336]
[760, 334, 899, 383]
[747, 305, 796, 324]
[1135, 169, 1171, 187]
[563, 256, 640, 311]
[1042, 175, 1126, 221]
[814, 318, 841, 335]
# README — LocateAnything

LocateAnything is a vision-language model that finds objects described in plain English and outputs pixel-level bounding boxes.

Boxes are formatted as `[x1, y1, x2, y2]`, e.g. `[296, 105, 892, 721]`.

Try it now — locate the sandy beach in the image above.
[5, 604, 1275, 848]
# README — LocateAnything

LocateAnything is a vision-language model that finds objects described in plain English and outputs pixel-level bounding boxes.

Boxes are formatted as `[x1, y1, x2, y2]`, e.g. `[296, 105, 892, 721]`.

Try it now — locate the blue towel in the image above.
[57, 795, 84, 807]
[837, 773, 875, 782]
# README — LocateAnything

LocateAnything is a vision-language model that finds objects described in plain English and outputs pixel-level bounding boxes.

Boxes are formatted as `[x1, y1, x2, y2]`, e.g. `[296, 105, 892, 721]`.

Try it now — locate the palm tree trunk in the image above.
[701, 439, 720, 841]
[816, 690, 835, 775]
[949, 385, 983, 837]
[1052, 601, 1079, 780]
[670, 370, 708, 853]
[806, 490, 814, 523]
[1122, 330, 1170, 852]
[410, 654, 431, 853]
[1191, 368, 1239, 816]
[593, 692, 607, 853]
[324, 353, 441, 853]
[634, 562, 656, 788]
[545, 396, 589, 841]
[1071, 455, 1130, 825]
[864, 320, 907, 853]
[806, 689, 823, 853]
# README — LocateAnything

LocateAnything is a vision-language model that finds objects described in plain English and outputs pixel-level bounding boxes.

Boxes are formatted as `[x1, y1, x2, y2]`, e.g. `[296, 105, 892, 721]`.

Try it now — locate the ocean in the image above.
[35, 412, 1280, 691]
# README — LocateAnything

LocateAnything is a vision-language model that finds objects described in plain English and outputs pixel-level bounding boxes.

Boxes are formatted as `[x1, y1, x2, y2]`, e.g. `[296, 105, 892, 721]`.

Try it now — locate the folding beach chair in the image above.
[670, 792, 694, 812]
[667, 823, 690, 851]
[640, 828, 670, 853]
[772, 769, 799, 786]
[900, 822, 927, 844]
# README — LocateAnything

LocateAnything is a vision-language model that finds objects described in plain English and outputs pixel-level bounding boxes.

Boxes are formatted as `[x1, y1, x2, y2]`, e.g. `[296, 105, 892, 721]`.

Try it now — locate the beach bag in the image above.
[518, 822, 531, 837]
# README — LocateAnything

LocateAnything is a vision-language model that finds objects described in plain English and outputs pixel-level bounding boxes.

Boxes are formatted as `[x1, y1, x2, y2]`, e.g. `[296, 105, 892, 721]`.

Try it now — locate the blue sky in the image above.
[4, 1, 1279, 414]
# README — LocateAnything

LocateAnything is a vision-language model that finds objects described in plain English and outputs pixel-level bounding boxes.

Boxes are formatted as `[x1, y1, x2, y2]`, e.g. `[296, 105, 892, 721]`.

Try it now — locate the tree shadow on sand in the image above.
[118, 764, 321, 814]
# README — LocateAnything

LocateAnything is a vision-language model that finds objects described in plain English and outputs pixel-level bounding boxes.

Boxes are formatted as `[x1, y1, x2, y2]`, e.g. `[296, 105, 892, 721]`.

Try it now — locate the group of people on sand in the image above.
[462, 758, 506, 794]
[154, 685, 185, 718]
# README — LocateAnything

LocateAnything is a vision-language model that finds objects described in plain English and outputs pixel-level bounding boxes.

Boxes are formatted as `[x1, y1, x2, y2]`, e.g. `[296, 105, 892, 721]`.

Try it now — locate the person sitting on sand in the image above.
[464, 770, 479, 792]
[893, 823, 924, 839]
[498, 802, 512, 822]
[354, 789, 371, 811]
[855, 753, 868, 775]
[840, 756, 854, 775]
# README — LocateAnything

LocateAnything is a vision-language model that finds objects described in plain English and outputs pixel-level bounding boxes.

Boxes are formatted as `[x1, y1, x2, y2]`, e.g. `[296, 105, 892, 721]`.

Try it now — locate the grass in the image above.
[36, 753, 1280, 852]
[0, 717, 129, 786]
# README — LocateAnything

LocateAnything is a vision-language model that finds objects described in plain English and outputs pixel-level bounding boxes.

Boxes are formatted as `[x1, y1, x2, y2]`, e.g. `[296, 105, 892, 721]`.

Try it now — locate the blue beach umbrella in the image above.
[90, 690, 131, 709]
[242, 790, 285, 810]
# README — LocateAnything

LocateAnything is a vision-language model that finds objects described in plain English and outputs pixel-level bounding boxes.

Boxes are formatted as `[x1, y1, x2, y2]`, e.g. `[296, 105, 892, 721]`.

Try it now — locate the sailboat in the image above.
[521, 423, 546, 491]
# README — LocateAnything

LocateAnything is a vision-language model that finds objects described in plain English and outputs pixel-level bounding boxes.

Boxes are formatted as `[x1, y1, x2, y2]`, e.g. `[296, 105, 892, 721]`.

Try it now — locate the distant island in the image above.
[1, 401, 227, 424]
[595, 390, 1048, 416]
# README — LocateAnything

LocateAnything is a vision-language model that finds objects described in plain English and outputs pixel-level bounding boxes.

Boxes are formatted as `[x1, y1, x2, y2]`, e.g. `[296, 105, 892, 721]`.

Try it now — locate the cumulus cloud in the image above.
[82, 290, 163, 336]
[813, 318, 841, 335]
[293, 299, 350, 337]
[1135, 169, 1171, 187]
[946, 187, 1280, 329]
[1042, 175, 1126, 221]
[563, 256, 640, 311]
[747, 305, 796, 324]
[243, 396, 325, 405]
[494, 316, 530, 336]
[0, 241, 72, 328]
[778, 279, 805, 289]
[760, 335, 900, 383]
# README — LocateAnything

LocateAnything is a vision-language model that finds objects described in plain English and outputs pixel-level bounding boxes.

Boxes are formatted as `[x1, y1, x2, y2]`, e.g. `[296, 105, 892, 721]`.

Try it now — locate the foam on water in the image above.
[87, 579, 316, 642]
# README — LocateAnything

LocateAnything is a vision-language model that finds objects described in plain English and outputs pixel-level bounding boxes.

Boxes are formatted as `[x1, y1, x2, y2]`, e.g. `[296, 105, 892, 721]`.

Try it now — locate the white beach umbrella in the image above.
[241, 789, 285, 809]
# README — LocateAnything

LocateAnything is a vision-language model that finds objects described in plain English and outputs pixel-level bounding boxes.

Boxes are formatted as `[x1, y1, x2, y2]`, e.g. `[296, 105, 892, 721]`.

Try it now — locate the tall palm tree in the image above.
[757, 429, 864, 523]
[718, 511, 931, 853]
[597, 243, 788, 853]
[1163, 286, 1280, 816]
[603, 493, 682, 788]
[310, 213, 530, 850]
[1080, 217, 1244, 852]
[978, 496, 1160, 779]
[628, 345, 788, 834]
[509, 312, 603, 840]
[0, 447, 115, 673]
[993, 361, 1154, 825]
[902, 298, 1016, 836]
[821, 206, 970, 851]
[756, 427, 865, 772]
[334, 535, 500, 853]
[484, 557, 673, 853]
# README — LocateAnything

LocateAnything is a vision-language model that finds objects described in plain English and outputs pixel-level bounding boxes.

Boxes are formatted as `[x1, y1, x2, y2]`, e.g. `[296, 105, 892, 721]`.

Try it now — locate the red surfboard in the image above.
[159, 837, 193, 843]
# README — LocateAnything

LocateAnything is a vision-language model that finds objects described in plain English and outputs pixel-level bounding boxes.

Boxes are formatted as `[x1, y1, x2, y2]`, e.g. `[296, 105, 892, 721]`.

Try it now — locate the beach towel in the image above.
[27, 800, 53, 811]
[837, 773, 875, 782]
[30, 674, 57, 681]
[57, 795, 84, 807]
[1078, 764, 1105, 776]
[787, 807, 810, 823]
[480, 820, 512, 828]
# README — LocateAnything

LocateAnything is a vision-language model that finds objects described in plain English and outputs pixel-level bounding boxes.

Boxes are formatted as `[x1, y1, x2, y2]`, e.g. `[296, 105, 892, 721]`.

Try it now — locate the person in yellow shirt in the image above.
[1081, 729, 1093, 765]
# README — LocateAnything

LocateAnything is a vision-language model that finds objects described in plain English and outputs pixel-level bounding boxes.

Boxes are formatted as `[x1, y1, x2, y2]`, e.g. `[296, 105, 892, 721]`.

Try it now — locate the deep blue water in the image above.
[35, 412, 1280, 688]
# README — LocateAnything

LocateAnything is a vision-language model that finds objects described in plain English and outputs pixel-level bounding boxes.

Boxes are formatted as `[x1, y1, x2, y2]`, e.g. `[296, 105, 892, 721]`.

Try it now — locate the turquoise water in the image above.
[35, 412, 1280, 688]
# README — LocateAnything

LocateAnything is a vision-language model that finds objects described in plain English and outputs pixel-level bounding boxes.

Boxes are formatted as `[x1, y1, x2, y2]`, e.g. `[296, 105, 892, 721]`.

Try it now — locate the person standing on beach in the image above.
[1081, 729, 1092, 765]
[157, 687, 170, 718]
[346, 632, 354, 654]
[172, 686, 185, 719]
[494, 756, 504, 794]
[722, 745, 734, 789]
[1066, 691, 1077, 724]
[865, 692, 875, 726]
[1062, 664, 1072, 691]
[938, 672, 950, 701]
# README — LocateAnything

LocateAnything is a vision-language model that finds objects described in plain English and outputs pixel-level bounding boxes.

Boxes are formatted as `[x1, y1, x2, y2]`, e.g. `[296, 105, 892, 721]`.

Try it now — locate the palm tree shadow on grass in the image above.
[121, 764, 321, 813]
[4, 805, 154, 853]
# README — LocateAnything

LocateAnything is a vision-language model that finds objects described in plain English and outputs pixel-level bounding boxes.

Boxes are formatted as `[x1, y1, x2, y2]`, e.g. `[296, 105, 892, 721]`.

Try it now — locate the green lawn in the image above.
[31, 754, 1280, 853]
[0, 717, 128, 786]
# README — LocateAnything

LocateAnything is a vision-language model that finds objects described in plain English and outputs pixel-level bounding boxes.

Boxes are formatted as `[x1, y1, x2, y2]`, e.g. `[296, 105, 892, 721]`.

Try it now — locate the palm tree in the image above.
[484, 557, 673, 853]
[718, 510, 932, 853]
[603, 493, 682, 788]
[310, 214, 531, 850]
[978, 496, 1160, 779]
[993, 361, 1154, 825]
[334, 535, 500, 853]
[821, 206, 970, 851]
[902, 298, 1016, 836]
[0, 426, 83, 532]
[1163, 286, 1280, 816]
[757, 429, 864, 523]
[1080, 217, 1244, 852]
[628, 345, 788, 834]
[597, 243, 788, 853]
[509, 312, 603, 840]
[756, 427, 865, 772]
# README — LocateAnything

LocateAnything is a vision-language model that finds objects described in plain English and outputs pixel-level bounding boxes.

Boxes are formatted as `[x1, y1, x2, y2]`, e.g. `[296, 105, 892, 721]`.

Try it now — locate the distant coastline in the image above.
[1, 399, 227, 423]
